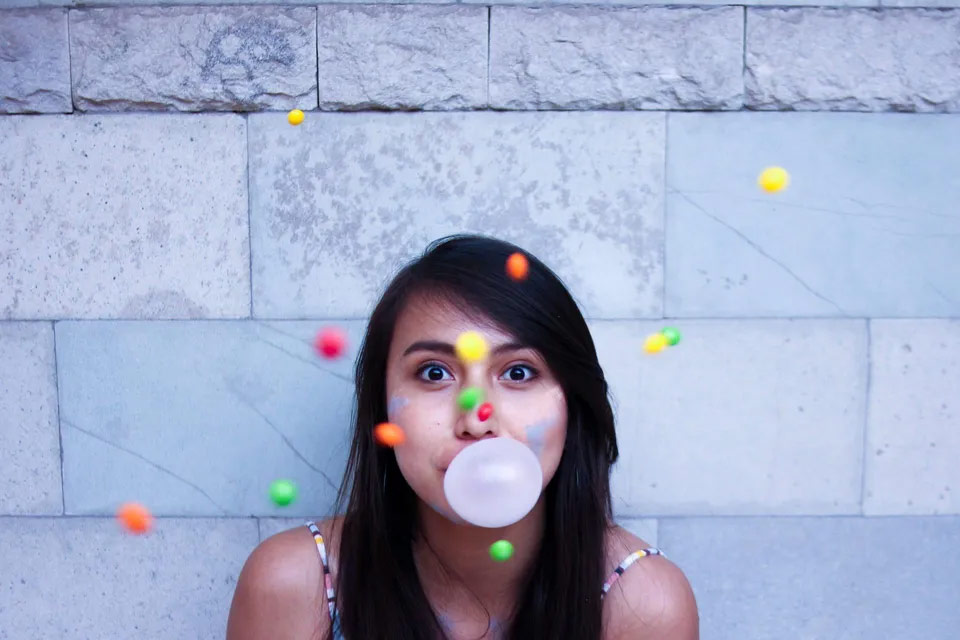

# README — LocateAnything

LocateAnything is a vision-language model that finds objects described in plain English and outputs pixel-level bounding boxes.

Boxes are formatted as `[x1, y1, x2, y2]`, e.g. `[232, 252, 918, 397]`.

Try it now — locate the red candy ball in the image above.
[314, 327, 346, 359]
[477, 402, 493, 422]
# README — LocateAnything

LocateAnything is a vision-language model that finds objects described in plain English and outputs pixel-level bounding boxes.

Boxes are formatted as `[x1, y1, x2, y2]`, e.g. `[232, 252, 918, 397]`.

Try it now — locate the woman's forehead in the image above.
[392, 294, 515, 346]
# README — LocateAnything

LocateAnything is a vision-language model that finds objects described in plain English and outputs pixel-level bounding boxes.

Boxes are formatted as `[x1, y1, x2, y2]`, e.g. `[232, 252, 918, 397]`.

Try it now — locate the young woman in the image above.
[226, 235, 698, 640]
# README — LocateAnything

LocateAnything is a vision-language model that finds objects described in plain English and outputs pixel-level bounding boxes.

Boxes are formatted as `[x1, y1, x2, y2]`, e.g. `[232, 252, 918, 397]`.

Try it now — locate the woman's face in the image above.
[384, 294, 568, 524]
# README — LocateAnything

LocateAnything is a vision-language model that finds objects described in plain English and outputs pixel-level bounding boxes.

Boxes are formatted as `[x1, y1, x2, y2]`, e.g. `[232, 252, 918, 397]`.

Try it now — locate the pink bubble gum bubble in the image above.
[443, 437, 543, 528]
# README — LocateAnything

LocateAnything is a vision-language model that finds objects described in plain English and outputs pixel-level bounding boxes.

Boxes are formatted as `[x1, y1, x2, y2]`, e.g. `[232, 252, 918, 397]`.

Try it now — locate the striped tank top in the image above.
[305, 521, 664, 639]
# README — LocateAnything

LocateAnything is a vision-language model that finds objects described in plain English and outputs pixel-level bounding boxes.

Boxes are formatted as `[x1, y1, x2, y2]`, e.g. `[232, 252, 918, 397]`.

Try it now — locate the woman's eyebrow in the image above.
[401, 340, 530, 357]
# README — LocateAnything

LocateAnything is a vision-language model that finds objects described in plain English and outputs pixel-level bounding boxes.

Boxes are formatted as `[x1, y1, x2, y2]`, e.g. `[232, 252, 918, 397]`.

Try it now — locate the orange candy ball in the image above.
[374, 422, 406, 447]
[506, 252, 529, 281]
[116, 502, 153, 535]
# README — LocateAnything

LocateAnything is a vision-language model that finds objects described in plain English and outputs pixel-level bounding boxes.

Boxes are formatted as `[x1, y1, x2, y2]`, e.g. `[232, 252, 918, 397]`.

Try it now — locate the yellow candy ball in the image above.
[287, 109, 305, 126]
[455, 331, 488, 363]
[644, 333, 668, 354]
[758, 166, 789, 193]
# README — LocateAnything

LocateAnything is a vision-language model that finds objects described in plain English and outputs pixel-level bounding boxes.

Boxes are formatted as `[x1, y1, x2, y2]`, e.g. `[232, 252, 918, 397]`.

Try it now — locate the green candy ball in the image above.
[457, 387, 484, 411]
[661, 326, 682, 346]
[489, 540, 514, 563]
[269, 479, 297, 507]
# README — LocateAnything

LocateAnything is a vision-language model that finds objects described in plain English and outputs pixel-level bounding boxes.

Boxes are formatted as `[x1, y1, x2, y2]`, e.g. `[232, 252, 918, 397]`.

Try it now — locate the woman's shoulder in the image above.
[225, 517, 343, 640]
[601, 525, 699, 640]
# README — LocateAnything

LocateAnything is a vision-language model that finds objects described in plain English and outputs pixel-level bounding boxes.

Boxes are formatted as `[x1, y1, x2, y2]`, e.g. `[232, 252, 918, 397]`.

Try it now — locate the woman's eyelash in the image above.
[414, 362, 540, 382]
[501, 363, 540, 380]
[416, 362, 453, 380]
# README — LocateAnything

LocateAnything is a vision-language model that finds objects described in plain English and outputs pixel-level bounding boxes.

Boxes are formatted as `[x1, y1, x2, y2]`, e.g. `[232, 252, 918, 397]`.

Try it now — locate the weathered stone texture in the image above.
[70, 6, 317, 111]
[0, 9, 71, 113]
[317, 5, 487, 110]
[490, 6, 744, 110]
[747, 8, 960, 111]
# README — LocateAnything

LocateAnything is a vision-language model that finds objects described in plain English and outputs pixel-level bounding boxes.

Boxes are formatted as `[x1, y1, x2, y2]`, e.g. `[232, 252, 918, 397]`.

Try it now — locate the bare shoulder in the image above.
[225, 518, 341, 640]
[602, 525, 699, 640]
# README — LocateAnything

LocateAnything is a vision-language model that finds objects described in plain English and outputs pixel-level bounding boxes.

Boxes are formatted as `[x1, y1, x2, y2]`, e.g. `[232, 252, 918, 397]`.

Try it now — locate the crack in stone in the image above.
[61, 418, 229, 514]
[672, 189, 844, 314]
[251, 321, 354, 384]
[223, 381, 338, 490]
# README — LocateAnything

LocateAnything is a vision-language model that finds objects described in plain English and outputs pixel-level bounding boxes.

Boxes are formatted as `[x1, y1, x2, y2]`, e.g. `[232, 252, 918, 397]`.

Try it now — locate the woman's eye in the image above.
[501, 364, 537, 382]
[417, 364, 453, 382]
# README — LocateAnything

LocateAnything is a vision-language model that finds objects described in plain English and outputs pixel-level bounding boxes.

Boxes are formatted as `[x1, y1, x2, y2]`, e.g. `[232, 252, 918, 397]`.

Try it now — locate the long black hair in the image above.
[328, 234, 619, 640]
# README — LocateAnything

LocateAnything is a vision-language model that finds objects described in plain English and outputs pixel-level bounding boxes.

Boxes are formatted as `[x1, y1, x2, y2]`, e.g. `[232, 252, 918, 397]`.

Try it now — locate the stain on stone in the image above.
[202, 17, 298, 100]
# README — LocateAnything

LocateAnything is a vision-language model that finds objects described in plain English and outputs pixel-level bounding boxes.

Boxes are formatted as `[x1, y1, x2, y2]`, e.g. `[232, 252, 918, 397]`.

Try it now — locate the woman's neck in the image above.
[413, 496, 546, 625]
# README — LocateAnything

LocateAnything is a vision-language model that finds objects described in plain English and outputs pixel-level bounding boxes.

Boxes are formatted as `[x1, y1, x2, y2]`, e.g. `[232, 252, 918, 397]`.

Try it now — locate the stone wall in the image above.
[2, 3, 959, 638]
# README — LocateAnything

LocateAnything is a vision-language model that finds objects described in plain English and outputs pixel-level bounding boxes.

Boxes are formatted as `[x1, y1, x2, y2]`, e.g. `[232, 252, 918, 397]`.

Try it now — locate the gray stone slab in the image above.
[258, 516, 310, 542]
[0, 0, 894, 6]
[317, 5, 487, 111]
[0, 115, 249, 320]
[0, 9, 71, 113]
[666, 112, 960, 317]
[746, 8, 960, 111]
[70, 6, 317, 112]
[882, 0, 960, 5]
[593, 319, 867, 516]
[660, 516, 960, 640]
[249, 111, 665, 319]
[615, 517, 658, 546]
[865, 320, 960, 515]
[0, 515, 257, 638]
[0, 322, 62, 515]
[56, 320, 361, 517]
[490, 6, 744, 110]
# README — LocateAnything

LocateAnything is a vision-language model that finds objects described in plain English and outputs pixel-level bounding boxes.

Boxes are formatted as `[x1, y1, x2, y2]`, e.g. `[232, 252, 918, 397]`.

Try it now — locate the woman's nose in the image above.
[456, 364, 497, 439]
[458, 401, 497, 439]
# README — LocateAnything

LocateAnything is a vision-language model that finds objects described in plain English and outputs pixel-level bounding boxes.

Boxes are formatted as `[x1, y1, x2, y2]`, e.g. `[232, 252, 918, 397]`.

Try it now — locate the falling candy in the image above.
[643, 333, 668, 354]
[758, 166, 789, 193]
[477, 402, 493, 422]
[269, 479, 298, 506]
[314, 327, 346, 359]
[374, 422, 406, 447]
[455, 331, 488, 363]
[489, 539, 515, 562]
[457, 387, 484, 411]
[506, 252, 529, 281]
[287, 109, 305, 126]
[116, 502, 153, 535]
[661, 326, 682, 346]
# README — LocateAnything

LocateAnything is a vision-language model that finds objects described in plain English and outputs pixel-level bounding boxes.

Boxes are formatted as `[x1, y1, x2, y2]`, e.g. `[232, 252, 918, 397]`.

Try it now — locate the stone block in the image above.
[0, 516, 257, 638]
[746, 8, 960, 111]
[0, 322, 62, 515]
[249, 111, 665, 319]
[0, 8, 71, 113]
[490, 6, 743, 110]
[0, 115, 249, 319]
[660, 516, 960, 639]
[317, 5, 487, 110]
[593, 319, 867, 516]
[615, 517, 658, 547]
[258, 516, 310, 542]
[56, 320, 363, 516]
[865, 320, 960, 515]
[70, 6, 317, 111]
[666, 112, 960, 317]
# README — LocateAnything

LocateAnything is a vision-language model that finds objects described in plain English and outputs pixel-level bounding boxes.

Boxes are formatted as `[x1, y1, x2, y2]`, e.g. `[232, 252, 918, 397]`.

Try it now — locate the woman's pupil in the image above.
[510, 366, 524, 381]
[428, 367, 443, 381]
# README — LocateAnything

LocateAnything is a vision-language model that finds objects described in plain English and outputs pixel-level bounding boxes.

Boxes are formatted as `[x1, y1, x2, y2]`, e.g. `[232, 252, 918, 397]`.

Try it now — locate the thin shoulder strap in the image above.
[306, 521, 338, 623]
[600, 547, 665, 598]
